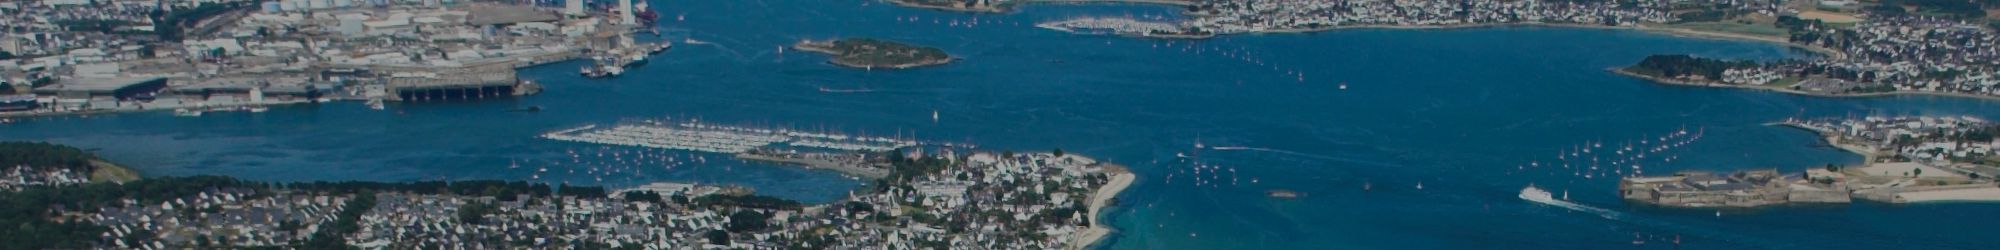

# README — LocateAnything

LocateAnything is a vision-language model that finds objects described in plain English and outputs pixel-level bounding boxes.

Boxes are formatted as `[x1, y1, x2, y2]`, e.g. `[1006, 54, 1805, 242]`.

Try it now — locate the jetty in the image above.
[1037, 17, 1214, 39]
[540, 119, 922, 154]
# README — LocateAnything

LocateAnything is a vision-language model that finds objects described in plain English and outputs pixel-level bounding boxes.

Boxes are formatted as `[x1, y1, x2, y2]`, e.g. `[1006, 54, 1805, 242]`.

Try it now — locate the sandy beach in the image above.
[1069, 166, 1135, 250]
[1767, 121, 1884, 163]
[1896, 186, 2000, 202]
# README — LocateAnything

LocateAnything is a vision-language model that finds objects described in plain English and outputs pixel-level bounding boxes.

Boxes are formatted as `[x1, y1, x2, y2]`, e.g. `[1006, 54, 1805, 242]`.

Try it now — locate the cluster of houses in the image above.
[1180, 0, 1692, 33]
[29, 150, 1120, 249]
[1722, 67, 1784, 85]
[86, 188, 354, 249]
[342, 151, 1118, 249]
[1, 0, 650, 117]
[834, 151, 1117, 249]
[1784, 17, 2000, 96]
[0, 164, 92, 191]
[1638, 15, 2000, 97]
[349, 192, 747, 249]
[1789, 116, 1999, 166]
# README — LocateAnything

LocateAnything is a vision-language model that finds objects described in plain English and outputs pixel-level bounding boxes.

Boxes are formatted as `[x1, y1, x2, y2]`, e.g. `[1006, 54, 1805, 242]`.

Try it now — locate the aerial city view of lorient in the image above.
[7, 0, 2000, 249]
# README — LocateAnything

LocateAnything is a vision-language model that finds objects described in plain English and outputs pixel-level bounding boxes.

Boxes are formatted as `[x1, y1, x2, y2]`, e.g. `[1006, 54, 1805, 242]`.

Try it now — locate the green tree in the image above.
[457, 201, 497, 224]
[725, 210, 769, 233]
[705, 230, 730, 245]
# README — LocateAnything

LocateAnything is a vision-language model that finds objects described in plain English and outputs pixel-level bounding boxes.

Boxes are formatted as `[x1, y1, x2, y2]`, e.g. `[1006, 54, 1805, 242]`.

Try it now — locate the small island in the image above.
[794, 38, 954, 69]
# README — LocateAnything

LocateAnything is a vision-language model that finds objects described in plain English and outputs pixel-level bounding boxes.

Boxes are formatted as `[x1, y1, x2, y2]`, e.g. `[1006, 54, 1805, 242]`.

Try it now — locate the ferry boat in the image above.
[622, 53, 649, 68]
[1519, 185, 1555, 202]
[582, 64, 624, 78]
[649, 42, 672, 55]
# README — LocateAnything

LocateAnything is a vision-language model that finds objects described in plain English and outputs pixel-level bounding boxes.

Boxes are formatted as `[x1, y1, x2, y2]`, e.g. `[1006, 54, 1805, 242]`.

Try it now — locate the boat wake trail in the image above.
[1520, 186, 1623, 220]
[817, 85, 877, 93]
[1209, 146, 1332, 159]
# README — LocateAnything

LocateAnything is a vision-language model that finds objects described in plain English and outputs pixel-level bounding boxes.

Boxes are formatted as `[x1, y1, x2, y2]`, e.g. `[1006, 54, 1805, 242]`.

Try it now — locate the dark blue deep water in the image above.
[7, 0, 2000, 249]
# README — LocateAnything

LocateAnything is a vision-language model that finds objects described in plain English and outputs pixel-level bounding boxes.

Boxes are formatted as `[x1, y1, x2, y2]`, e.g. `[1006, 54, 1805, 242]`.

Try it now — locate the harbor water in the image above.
[7, 0, 2000, 249]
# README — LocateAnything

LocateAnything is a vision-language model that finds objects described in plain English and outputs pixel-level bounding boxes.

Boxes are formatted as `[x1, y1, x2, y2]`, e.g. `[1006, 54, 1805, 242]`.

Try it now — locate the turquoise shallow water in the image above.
[8, 0, 2000, 249]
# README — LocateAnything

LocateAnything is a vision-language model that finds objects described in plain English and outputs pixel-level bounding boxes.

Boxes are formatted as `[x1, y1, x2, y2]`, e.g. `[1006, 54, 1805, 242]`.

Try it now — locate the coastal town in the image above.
[938, 0, 2000, 100]
[0, 138, 1133, 249]
[10, 0, 2000, 248]
[1619, 116, 2000, 207]
[0, 0, 669, 119]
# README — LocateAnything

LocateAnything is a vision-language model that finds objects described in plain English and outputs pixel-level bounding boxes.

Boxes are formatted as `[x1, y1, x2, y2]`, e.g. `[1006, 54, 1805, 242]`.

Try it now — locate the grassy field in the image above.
[1664, 20, 1792, 38]
[88, 160, 140, 183]
[1798, 10, 1864, 23]
[1769, 77, 1806, 87]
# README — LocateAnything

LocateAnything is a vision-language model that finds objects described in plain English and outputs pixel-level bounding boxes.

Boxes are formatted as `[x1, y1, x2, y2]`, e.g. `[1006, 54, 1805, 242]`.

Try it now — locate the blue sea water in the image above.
[7, 0, 2000, 249]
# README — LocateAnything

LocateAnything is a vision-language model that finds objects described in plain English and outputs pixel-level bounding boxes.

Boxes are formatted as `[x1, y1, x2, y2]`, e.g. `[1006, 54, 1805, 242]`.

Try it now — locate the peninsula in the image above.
[1621, 116, 2000, 208]
[925, 0, 2000, 101]
[0, 139, 1134, 249]
[1617, 17, 2000, 101]
[794, 38, 955, 69]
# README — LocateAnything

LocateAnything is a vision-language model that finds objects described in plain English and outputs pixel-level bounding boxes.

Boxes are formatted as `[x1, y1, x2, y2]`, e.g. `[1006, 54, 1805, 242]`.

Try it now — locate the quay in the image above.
[385, 72, 537, 102]
[1036, 17, 1214, 39]
[0, 0, 662, 119]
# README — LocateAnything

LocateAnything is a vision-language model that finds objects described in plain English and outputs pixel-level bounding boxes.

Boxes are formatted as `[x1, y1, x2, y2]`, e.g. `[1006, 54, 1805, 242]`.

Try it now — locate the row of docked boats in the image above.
[173, 105, 269, 117]
[581, 42, 673, 79]
[540, 119, 925, 154]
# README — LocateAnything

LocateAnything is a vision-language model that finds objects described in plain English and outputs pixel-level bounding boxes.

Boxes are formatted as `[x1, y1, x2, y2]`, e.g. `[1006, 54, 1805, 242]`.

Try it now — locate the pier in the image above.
[539, 120, 921, 154]
[1037, 17, 1213, 39]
